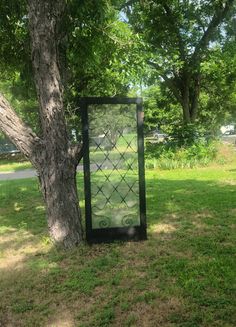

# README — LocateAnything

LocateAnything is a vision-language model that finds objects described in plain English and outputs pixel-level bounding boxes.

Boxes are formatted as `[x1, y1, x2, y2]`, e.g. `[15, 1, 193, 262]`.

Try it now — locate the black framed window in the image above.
[80, 97, 147, 243]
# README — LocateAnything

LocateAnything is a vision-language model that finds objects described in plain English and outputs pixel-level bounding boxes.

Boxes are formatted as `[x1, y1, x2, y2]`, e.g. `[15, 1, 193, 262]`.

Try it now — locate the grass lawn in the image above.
[0, 160, 32, 172]
[0, 164, 236, 326]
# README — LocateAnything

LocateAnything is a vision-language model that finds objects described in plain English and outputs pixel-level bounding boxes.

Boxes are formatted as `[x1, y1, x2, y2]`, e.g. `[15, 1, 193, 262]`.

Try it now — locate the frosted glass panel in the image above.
[88, 104, 140, 229]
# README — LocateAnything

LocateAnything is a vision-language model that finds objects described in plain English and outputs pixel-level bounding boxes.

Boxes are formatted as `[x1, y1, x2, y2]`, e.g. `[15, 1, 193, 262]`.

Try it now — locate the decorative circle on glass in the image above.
[122, 215, 134, 227]
[98, 217, 111, 228]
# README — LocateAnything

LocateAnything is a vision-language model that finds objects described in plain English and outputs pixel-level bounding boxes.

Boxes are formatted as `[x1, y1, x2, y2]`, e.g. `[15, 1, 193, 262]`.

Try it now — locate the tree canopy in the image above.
[1, 0, 235, 133]
[124, 0, 236, 125]
[0, 0, 141, 133]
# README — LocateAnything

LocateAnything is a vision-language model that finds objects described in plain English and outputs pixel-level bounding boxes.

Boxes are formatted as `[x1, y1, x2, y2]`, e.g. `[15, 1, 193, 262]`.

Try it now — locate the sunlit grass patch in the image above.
[0, 161, 32, 172]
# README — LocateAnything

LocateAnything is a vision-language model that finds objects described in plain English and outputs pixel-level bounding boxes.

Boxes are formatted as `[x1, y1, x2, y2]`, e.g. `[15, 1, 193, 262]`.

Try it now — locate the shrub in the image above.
[145, 138, 218, 170]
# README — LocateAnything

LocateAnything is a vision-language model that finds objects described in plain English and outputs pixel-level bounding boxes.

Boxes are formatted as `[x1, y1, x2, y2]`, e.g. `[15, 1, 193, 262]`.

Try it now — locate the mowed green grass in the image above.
[0, 165, 236, 327]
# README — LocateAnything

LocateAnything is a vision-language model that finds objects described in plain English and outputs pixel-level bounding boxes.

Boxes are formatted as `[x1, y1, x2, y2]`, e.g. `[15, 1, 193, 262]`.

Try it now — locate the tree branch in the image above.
[191, 0, 235, 64]
[27, 0, 68, 150]
[0, 93, 43, 164]
[162, 4, 186, 61]
[190, 73, 201, 121]
[147, 60, 183, 105]
[69, 142, 83, 166]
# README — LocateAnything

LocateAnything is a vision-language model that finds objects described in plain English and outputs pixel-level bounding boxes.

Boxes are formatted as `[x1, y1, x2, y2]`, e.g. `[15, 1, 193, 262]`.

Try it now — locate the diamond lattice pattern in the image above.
[88, 104, 140, 229]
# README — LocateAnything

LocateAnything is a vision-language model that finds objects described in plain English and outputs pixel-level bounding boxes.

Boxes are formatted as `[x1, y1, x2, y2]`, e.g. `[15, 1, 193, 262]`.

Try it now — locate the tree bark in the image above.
[0, 0, 84, 248]
[0, 93, 84, 248]
[180, 73, 200, 124]
[180, 72, 191, 124]
[38, 158, 83, 248]
[25, 0, 84, 247]
[0, 94, 43, 167]
[189, 73, 201, 122]
[0, 94, 43, 166]
[180, 87, 200, 124]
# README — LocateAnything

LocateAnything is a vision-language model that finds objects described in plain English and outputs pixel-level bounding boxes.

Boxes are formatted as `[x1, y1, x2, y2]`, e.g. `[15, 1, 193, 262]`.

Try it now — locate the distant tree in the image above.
[124, 0, 236, 124]
[143, 40, 236, 138]
[143, 85, 182, 134]
[199, 43, 236, 131]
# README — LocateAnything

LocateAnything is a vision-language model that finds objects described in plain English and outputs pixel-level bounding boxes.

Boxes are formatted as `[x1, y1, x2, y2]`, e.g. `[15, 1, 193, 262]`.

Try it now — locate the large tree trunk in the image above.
[189, 73, 201, 122]
[26, 0, 83, 247]
[38, 159, 83, 248]
[0, 93, 84, 248]
[181, 95, 199, 124]
[181, 86, 191, 124]
[180, 71, 200, 124]
[181, 96, 199, 124]
[0, 0, 84, 248]
[1, 0, 84, 248]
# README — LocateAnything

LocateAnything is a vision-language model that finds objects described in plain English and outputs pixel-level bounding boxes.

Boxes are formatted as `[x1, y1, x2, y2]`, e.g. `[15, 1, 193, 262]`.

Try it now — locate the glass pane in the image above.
[88, 104, 140, 229]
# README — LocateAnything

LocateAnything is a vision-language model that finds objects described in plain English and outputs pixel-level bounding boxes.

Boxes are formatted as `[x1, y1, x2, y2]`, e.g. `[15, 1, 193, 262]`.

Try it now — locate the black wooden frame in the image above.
[80, 97, 147, 243]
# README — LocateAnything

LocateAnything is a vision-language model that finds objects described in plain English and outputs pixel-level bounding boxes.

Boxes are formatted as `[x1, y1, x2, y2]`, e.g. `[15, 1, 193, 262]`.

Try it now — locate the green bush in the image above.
[145, 139, 217, 170]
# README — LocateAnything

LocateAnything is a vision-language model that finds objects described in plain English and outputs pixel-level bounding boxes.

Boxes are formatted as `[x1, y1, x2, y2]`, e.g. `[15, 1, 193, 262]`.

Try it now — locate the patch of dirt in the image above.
[161, 213, 179, 221]
[215, 143, 236, 163]
[0, 230, 50, 272]
[113, 296, 184, 327]
[45, 308, 74, 327]
[220, 179, 236, 186]
[0, 253, 26, 270]
[193, 210, 213, 219]
[152, 223, 177, 234]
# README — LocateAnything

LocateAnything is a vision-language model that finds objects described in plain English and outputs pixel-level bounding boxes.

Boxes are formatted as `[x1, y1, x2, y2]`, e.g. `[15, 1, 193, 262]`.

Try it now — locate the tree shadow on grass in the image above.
[0, 174, 236, 237]
[0, 173, 236, 326]
[0, 176, 85, 237]
[146, 176, 236, 225]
